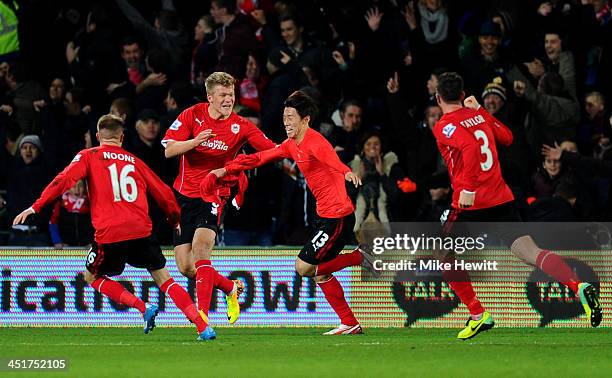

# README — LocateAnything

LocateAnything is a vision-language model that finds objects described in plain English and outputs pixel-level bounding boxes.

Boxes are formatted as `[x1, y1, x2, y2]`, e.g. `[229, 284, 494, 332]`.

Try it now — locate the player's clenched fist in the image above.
[463, 96, 480, 110]
[458, 190, 475, 208]
[192, 129, 215, 147]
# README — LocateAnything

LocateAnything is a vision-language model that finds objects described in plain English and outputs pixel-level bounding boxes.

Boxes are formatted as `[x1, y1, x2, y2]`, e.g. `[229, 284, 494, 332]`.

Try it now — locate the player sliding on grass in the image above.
[13, 114, 213, 341]
[212, 91, 378, 335]
[430, 72, 602, 339]
[162, 72, 276, 338]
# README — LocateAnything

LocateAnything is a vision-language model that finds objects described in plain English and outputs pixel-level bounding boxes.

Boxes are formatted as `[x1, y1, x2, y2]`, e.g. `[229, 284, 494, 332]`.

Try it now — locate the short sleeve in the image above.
[161, 107, 193, 147]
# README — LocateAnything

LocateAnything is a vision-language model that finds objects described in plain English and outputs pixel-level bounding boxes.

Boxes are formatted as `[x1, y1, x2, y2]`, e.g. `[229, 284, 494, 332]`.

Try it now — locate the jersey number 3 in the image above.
[474, 130, 493, 172]
[108, 163, 138, 202]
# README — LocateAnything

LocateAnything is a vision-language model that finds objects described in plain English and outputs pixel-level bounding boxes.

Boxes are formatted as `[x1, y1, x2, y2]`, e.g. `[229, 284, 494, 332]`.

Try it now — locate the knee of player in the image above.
[295, 261, 315, 277]
[314, 274, 332, 283]
[192, 241, 214, 257]
[83, 270, 97, 285]
[510, 235, 540, 265]
[177, 263, 196, 279]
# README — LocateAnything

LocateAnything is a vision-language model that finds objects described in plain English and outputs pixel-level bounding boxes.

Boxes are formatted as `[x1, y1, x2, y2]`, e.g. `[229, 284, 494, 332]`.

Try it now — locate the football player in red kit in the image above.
[213, 91, 378, 335]
[13, 115, 214, 341]
[162, 72, 275, 336]
[432, 72, 601, 339]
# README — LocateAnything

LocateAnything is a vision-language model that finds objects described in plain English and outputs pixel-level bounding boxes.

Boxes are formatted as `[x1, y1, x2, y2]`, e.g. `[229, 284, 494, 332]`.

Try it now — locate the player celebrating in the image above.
[432, 72, 602, 339]
[13, 115, 214, 341]
[214, 91, 377, 335]
[162, 72, 275, 335]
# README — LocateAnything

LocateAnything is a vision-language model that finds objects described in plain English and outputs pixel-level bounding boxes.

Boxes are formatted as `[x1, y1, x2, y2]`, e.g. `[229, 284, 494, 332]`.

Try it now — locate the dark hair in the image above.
[436, 72, 464, 103]
[111, 97, 134, 120]
[339, 99, 361, 114]
[156, 10, 180, 31]
[539, 72, 565, 97]
[279, 13, 302, 29]
[360, 132, 384, 152]
[212, 0, 237, 14]
[120, 35, 142, 49]
[544, 29, 563, 39]
[284, 91, 318, 124]
[431, 67, 448, 78]
[168, 82, 194, 108]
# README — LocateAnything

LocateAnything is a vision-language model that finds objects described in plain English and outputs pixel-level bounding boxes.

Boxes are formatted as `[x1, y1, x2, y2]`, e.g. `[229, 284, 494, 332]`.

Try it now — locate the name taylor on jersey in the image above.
[459, 114, 485, 129]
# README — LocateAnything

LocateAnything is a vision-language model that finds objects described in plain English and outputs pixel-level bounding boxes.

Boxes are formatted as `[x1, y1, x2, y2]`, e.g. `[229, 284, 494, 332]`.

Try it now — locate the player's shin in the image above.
[317, 275, 358, 326]
[91, 276, 146, 314]
[160, 278, 207, 333]
[213, 269, 235, 295]
[194, 259, 215, 314]
[535, 250, 580, 294]
[442, 258, 485, 318]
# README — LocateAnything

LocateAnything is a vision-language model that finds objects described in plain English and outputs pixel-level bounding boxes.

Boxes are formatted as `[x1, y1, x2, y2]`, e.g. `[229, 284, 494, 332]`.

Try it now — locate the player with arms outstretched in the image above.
[432, 72, 602, 339]
[214, 91, 377, 335]
[162, 72, 275, 338]
[13, 115, 214, 340]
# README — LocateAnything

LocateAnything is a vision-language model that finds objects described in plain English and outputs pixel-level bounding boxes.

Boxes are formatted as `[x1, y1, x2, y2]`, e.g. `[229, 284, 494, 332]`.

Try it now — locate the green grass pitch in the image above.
[0, 327, 610, 377]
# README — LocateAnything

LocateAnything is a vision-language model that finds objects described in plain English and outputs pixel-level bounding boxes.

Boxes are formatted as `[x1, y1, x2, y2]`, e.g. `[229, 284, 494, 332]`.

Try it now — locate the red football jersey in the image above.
[161, 102, 275, 198]
[226, 128, 354, 218]
[433, 106, 514, 210]
[32, 145, 180, 244]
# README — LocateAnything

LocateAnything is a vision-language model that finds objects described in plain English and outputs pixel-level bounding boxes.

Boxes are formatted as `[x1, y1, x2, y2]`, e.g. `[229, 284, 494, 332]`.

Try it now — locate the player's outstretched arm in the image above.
[15, 152, 89, 224]
[225, 144, 288, 174]
[244, 122, 276, 151]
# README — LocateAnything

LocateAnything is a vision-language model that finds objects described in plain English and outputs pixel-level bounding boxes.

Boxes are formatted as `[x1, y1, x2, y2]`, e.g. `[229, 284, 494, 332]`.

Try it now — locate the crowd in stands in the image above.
[0, 0, 611, 247]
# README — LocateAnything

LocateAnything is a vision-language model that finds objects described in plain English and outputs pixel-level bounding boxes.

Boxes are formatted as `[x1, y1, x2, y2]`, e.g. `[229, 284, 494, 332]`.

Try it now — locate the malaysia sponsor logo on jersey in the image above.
[442, 124, 457, 138]
[169, 120, 182, 130]
[231, 123, 240, 134]
[200, 139, 229, 151]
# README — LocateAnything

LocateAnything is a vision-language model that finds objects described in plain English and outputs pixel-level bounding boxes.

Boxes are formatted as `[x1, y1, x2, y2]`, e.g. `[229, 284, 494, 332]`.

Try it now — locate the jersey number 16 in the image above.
[108, 163, 138, 202]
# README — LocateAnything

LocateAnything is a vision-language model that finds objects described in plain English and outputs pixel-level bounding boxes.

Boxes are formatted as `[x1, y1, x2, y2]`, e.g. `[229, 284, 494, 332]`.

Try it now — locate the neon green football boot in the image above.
[226, 280, 244, 324]
[578, 283, 602, 327]
[457, 311, 495, 340]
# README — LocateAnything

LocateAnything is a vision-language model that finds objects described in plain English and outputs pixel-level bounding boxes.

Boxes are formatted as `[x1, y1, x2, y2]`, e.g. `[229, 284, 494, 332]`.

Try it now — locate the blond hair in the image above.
[97, 114, 125, 132]
[205, 71, 236, 95]
[585, 91, 605, 107]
